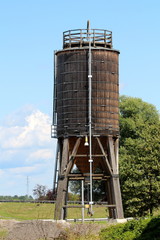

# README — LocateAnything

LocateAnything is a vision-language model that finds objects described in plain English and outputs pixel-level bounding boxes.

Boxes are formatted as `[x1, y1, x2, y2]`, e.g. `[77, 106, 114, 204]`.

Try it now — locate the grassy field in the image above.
[0, 203, 159, 240]
[0, 202, 108, 221]
[0, 202, 55, 220]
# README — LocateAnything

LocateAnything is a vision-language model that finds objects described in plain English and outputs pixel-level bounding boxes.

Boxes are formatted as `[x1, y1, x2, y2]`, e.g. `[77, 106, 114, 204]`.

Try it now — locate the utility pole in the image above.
[27, 176, 29, 198]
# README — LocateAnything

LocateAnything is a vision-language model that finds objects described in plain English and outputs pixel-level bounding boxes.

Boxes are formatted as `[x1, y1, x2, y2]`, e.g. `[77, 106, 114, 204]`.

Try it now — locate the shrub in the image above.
[136, 217, 160, 240]
[100, 223, 136, 240]
[99, 217, 160, 240]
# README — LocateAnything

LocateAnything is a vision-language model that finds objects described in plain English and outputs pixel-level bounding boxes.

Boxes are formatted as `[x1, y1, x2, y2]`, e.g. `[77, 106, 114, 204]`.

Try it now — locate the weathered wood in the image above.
[68, 173, 110, 181]
[65, 138, 81, 176]
[107, 136, 124, 219]
[110, 176, 124, 219]
[69, 138, 81, 159]
[68, 177, 106, 180]
[55, 136, 124, 220]
[60, 139, 69, 175]
[54, 138, 69, 220]
[54, 138, 82, 220]
[106, 179, 114, 218]
[63, 205, 85, 208]
[54, 29, 124, 220]
[114, 138, 119, 174]
[96, 137, 112, 175]
[108, 136, 117, 174]
[75, 154, 104, 157]
[56, 49, 119, 137]
[67, 173, 108, 177]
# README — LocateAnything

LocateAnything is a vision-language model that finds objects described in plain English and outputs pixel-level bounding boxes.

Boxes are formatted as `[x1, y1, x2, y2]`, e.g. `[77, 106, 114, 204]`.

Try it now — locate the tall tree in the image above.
[33, 184, 47, 200]
[119, 96, 160, 217]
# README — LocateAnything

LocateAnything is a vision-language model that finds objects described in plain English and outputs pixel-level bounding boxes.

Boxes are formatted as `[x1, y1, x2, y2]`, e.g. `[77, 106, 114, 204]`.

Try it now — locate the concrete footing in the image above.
[42, 218, 132, 224]
[108, 218, 127, 223]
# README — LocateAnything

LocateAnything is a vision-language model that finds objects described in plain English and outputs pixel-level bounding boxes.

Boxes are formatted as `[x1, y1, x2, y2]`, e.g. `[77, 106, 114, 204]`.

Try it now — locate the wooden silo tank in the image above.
[56, 46, 119, 137]
[52, 23, 124, 220]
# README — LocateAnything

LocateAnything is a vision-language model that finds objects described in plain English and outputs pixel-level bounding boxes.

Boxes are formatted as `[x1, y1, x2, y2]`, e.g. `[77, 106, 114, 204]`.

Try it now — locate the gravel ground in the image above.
[0, 219, 103, 240]
[0, 219, 68, 240]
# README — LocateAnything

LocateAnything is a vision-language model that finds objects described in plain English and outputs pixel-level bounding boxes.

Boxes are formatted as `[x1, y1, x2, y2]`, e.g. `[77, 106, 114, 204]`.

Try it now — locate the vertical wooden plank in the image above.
[110, 176, 124, 219]
[60, 138, 69, 175]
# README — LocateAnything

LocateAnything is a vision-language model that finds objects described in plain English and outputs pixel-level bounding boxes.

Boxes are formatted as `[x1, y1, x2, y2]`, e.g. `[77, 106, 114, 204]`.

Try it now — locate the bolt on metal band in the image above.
[89, 159, 93, 162]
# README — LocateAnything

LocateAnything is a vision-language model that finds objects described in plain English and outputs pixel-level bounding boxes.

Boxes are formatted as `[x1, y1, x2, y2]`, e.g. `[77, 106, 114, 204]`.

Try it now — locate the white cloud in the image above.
[0, 163, 55, 196]
[27, 149, 53, 162]
[0, 169, 4, 177]
[0, 110, 52, 149]
[0, 107, 57, 196]
[1, 105, 36, 127]
[7, 165, 40, 175]
[0, 149, 18, 161]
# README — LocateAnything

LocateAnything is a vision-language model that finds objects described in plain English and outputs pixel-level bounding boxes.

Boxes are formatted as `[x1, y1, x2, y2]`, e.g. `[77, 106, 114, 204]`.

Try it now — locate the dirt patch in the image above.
[0, 219, 18, 231]
[5, 220, 67, 240]
[0, 219, 103, 240]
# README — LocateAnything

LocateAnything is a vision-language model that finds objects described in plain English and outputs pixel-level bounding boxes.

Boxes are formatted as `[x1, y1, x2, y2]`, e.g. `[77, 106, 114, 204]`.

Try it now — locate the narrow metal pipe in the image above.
[88, 22, 93, 212]
[81, 180, 84, 222]
[53, 51, 57, 126]
[53, 141, 59, 193]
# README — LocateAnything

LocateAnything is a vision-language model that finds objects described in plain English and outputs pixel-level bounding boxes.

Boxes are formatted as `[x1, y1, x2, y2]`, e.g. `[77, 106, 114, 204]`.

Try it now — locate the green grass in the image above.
[0, 202, 55, 220]
[0, 202, 159, 222]
[0, 202, 107, 221]
[67, 204, 108, 220]
[0, 229, 8, 239]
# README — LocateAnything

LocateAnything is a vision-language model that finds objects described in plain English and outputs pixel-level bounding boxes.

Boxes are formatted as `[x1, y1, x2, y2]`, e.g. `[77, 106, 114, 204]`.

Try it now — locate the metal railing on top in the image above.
[63, 29, 112, 49]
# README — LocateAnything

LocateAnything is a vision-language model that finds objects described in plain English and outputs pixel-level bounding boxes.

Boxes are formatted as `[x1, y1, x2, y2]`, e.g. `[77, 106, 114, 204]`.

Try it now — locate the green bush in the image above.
[136, 217, 160, 240]
[100, 222, 137, 240]
[100, 217, 160, 240]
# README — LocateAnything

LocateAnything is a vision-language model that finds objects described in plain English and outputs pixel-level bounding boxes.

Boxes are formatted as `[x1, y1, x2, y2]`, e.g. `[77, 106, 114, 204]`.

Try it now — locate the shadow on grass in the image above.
[136, 217, 160, 240]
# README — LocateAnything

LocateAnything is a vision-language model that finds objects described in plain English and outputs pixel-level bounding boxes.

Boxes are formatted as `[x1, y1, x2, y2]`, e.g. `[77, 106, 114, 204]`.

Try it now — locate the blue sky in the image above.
[0, 0, 160, 196]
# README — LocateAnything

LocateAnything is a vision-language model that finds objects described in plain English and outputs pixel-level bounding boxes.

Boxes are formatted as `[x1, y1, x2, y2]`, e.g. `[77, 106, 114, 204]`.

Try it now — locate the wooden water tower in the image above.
[52, 22, 124, 220]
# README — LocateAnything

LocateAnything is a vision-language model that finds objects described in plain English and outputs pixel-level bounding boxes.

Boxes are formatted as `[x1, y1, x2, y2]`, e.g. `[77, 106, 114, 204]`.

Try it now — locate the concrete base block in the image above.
[107, 218, 127, 224]
[113, 219, 127, 223]
[42, 219, 70, 225]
